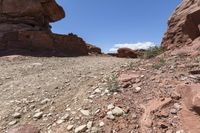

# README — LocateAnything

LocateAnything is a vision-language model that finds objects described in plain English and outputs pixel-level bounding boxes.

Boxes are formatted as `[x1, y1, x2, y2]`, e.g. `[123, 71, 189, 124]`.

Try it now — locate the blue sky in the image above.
[51, 0, 181, 53]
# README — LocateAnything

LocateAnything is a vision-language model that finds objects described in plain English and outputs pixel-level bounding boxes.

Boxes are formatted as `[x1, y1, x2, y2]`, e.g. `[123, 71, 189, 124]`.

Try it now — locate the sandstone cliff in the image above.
[0, 0, 94, 56]
[161, 0, 200, 56]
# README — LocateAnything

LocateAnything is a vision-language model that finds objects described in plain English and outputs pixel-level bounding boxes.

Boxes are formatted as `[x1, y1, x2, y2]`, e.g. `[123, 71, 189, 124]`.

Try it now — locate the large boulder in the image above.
[117, 48, 138, 58]
[161, 0, 200, 55]
[0, 0, 92, 56]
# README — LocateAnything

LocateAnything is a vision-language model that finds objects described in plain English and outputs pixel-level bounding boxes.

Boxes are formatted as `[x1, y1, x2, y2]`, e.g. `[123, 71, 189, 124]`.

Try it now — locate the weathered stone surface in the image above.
[176, 84, 200, 133]
[87, 44, 102, 55]
[0, 0, 65, 32]
[7, 124, 40, 133]
[161, 0, 200, 53]
[0, 0, 95, 56]
[117, 48, 138, 58]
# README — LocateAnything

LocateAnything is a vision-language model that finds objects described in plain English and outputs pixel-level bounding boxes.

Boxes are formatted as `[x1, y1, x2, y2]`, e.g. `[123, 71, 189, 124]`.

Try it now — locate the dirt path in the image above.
[1, 55, 200, 133]
[0, 56, 134, 132]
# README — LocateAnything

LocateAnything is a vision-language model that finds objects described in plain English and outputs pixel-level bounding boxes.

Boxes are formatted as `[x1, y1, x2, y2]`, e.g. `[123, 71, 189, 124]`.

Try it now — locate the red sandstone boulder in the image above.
[7, 124, 40, 133]
[53, 33, 89, 56]
[117, 48, 138, 58]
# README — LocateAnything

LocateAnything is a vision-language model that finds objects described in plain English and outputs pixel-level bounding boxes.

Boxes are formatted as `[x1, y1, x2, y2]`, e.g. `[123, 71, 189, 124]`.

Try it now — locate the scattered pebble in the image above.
[33, 112, 43, 119]
[112, 107, 124, 116]
[75, 125, 87, 133]
[12, 112, 21, 119]
[40, 98, 50, 105]
[8, 120, 18, 126]
[170, 109, 178, 114]
[174, 103, 181, 111]
[107, 111, 115, 120]
[61, 113, 70, 120]
[99, 122, 105, 127]
[107, 104, 115, 110]
[56, 119, 64, 124]
[135, 87, 142, 92]
[67, 125, 74, 131]
[80, 109, 90, 116]
[87, 121, 93, 129]
[94, 88, 101, 93]
[176, 130, 185, 133]
[91, 127, 100, 133]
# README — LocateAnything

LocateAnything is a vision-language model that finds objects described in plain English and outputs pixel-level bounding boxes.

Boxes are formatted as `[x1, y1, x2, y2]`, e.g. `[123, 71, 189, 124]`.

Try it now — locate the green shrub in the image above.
[143, 46, 165, 59]
[106, 74, 120, 92]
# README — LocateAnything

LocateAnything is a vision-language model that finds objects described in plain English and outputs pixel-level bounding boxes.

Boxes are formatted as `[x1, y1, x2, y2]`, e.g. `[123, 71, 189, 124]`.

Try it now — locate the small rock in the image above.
[66, 108, 71, 111]
[56, 119, 64, 124]
[166, 130, 173, 133]
[32, 63, 43, 66]
[80, 110, 90, 116]
[122, 83, 131, 88]
[91, 127, 100, 133]
[33, 112, 43, 119]
[61, 113, 70, 120]
[87, 121, 93, 129]
[107, 111, 115, 120]
[176, 130, 185, 133]
[8, 120, 18, 126]
[170, 109, 177, 114]
[75, 125, 87, 133]
[95, 109, 101, 114]
[67, 125, 74, 131]
[174, 103, 181, 111]
[135, 87, 142, 92]
[99, 122, 105, 127]
[107, 104, 115, 110]
[171, 91, 181, 100]
[112, 107, 124, 116]
[88, 95, 95, 99]
[94, 88, 101, 93]
[159, 110, 169, 117]
[158, 121, 168, 129]
[132, 113, 137, 119]
[71, 111, 76, 115]
[12, 112, 21, 119]
[40, 98, 50, 105]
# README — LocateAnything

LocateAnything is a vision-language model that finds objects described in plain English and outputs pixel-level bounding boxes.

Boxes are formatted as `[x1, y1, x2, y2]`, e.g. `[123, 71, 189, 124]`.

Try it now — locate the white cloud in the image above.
[108, 42, 156, 53]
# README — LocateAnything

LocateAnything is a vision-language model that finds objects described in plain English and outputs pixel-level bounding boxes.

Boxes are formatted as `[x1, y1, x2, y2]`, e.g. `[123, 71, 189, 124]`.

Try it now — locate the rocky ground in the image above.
[0, 54, 200, 133]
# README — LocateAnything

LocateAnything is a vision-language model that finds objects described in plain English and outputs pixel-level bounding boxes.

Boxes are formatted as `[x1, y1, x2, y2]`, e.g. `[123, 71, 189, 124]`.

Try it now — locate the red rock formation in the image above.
[86, 44, 102, 55]
[117, 48, 138, 58]
[161, 0, 200, 56]
[0, 0, 92, 56]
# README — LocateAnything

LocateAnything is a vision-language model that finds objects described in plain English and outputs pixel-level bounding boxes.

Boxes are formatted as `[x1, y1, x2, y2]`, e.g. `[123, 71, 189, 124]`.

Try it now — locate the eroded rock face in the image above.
[0, 0, 91, 56]
[161, 0, 200, 52]
[0, 0, 65, 34]
[86, 44, 102, 55]
[117, 48, 138, 58]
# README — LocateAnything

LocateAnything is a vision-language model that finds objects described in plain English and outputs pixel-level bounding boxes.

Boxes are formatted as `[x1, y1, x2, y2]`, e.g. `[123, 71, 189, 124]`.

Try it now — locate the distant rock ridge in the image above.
[0, 0, 101, 56]
[161, 0, 200, 56]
